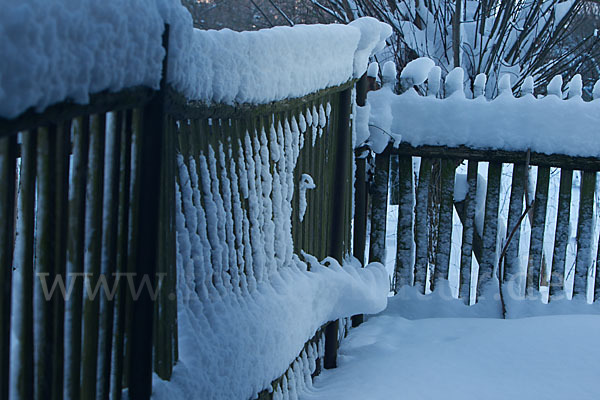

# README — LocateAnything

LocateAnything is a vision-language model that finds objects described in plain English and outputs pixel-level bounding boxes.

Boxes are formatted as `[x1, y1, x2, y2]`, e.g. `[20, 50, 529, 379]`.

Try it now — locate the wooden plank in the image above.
[459, 160, 478, 304]
[549, 169, 572, 301]
[353, 155, 368, 266]
[433, 158, 455, 289]
[164, 79, 356, 121]
[526, 166, 550, 296]
[122, 109, 144, 390]
[414, 158, 433, 294]
[368, 149, 390, 264]
[110, 110, 133, 400]
[34, 125, 57, 400]
[573, 170, 596, 298]
[503, 163, 526, 285]
[389, 154, 400, 205]
[80, 113, 107, 400]
[65, 117, 90, 400]
[478, 162, 502, 298]
[394, 155, 414, 291]
[52, 122, 70, 400]
[0, 134, 17, 400]
[15, 129, 36, 400]
[392, 142, 600, 172]
[97, 112, 123, 399]
[0, 87, 154, 139]
[129, 25, 169, 399]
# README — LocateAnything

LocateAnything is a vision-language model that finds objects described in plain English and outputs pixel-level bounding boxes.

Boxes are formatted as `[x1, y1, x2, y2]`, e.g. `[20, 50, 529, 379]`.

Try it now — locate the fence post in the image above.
[352, 73, 369, 327]
[128, 24, 170, 399]
[369, 148, 390, 265]
[0, 134, 17, 400]
[324, 85, 352, 369]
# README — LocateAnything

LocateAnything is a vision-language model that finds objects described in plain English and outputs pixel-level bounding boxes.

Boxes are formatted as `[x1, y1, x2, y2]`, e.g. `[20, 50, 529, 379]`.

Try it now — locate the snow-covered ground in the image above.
[300, 298, 600, 400]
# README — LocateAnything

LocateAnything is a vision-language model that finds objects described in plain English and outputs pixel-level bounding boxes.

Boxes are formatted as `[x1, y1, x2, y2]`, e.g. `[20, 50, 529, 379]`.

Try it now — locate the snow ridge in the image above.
[0, 1, 391, 118]
[363, 59, 600, 157]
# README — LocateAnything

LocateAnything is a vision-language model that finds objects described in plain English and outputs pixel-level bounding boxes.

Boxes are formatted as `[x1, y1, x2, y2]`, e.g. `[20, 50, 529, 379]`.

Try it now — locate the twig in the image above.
[497, 200, 535, 319]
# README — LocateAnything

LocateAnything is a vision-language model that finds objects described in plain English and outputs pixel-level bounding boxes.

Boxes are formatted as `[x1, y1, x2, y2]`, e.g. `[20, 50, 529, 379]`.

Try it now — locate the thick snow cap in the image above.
[0, 0, 391, 118]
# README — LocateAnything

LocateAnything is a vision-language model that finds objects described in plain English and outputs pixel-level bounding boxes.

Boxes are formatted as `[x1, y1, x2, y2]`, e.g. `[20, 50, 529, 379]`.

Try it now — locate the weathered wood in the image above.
[15, 130, 36, 400]
[97, 112, 123, 399]
[165, 79, 355, 121]
[574, 170, 596, 298]
[392, 142, 600, 171]
[504, 163, 526, 286]
[34, 125, 57, 400]
[389, 155, 400, 205]
[414, 158, 433, 293]
[51, 122, 69, 400]
[122, 109, 144, 390]
[0, 87, 153, 138]
[526, 166, 550, 296]
[325, 87, 352, 370]
[110, 110, 133, 400]
[369, 149, 390, 264]
[394, 156, 415, 290]
[65, 117, 90, 400]
[460, 161, 478, 304]
[478, 162, 502, 298]
[433, 158, 455, 289]
[549, 169, 572, 301]
[324, 320, 339, 369]
[352, 153, 368, 327]
[129, 24, 169, 399]
[80, 113, 107, 400]
[353, 155, 368, 266]
[0, 134, 16, 400]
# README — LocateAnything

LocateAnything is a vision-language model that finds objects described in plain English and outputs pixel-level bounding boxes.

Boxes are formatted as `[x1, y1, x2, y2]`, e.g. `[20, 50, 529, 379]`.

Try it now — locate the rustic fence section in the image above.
[0, 23, 357, 399]
[367, 140, 600, 305]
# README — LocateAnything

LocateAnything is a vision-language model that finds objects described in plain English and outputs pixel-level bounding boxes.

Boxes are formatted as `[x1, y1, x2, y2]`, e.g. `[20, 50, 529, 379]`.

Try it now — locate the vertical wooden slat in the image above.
[414, 158, 432, 293]
[504, 163, 526, 285]
[433, 158, 455, 289]
[15, 129, 36, 400]
[52, 122, 70, 400]
[394, 155, 414, 291]
[549, 168, 572, 301]
[389, 155, 400, 205]
[353, 155, 368, 266]
[573, 170, 596, 299]
[34, 125, 57, 400]
[526, 166, 549, 296]
[97, 112, 122, 399]
[459, 160, 478, 304]
[110, 110, 133, 400]
[65, 116, 90, 400]
[122, 109, 144, 390]
[0, 134, 17, 400]
[80, 113, 107, 400]
[368, 149, 390, 264]
[478, 161, 502, 298]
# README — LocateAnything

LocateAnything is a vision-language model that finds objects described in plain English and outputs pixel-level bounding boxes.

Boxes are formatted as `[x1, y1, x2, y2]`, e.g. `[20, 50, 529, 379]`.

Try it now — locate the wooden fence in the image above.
[0, 24, 357, 400]
[367, 141, 600, 306]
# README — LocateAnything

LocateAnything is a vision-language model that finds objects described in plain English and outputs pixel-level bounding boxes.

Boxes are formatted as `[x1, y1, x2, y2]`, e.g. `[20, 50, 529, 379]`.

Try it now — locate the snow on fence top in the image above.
[0, 0, 391, 119]
[363, 58, 600, 158]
